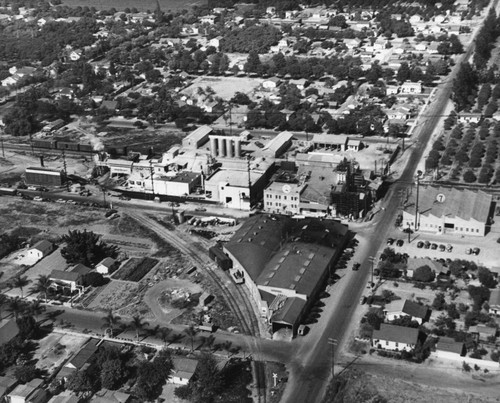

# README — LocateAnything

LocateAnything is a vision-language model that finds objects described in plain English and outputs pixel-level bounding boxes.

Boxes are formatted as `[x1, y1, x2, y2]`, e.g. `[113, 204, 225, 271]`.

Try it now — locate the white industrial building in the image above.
[402, 186, 492, 236]
[182, 125, 212, 149]
[264, 181, 304, 215]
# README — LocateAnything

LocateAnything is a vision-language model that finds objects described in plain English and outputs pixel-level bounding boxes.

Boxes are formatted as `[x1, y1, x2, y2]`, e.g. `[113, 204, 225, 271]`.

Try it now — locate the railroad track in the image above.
[126, 211, 267, 402]
[125, 211, 260, 336]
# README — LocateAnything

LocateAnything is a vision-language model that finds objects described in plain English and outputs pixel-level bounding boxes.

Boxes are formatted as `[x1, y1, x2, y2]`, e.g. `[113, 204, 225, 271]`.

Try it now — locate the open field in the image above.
[60, 0, 204, 12]
[183, 76, 263, 101]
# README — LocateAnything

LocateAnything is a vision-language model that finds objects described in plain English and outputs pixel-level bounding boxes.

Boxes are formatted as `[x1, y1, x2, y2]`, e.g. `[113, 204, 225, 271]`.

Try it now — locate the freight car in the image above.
[30, 138, 129, 156]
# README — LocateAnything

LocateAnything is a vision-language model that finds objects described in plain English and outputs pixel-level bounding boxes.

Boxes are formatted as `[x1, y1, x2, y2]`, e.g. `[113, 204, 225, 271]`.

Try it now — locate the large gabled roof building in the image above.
[402, 186, 492, 236]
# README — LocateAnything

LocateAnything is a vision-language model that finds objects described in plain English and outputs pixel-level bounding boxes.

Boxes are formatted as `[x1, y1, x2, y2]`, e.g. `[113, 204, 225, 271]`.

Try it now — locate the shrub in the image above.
[463, 170, 477, 183]
[490, 351, 500, 362]
[413, 265, 435, 282]
[462, 362, 472, 372]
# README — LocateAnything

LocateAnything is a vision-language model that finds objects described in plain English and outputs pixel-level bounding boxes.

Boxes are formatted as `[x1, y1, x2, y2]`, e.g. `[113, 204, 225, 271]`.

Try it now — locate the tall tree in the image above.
[10, 276, 30, 298]
[60, 229, 118, 266]
[7, 297, 26, 320]
[102, 310, 121, 337]
[30, 275, 52, 303]
[128, 315, 149, 340]
[190, 352, 223, 403]
[184, 325, 198, 352]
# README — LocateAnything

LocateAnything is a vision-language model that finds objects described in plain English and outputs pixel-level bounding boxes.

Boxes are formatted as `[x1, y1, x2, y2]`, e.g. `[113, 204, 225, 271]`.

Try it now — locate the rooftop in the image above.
[271, 297, 307, 326]
[373, 324, 419, 345]
[0, 319, 20, 345]
[490, 289, 500, 307]
[66, 339, 99, 370]
[257, 242, 335, 297]
[404, 186, 492, 223]
[172, 358, 199, 380]
[436, 337, 464, 355]
[31, 239, 53, 254]
[402, 300, 429, 319]
[50, 270, 80, 282]
[98, 257, 116, 268]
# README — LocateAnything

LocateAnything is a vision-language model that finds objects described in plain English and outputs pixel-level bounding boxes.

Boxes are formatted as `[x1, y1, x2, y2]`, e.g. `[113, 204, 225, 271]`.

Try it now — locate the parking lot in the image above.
[385, 221, 500, 270]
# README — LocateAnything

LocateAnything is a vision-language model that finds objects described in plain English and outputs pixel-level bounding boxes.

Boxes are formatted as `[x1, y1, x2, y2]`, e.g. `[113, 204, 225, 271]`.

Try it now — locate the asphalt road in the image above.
[280, 8, 485, 403]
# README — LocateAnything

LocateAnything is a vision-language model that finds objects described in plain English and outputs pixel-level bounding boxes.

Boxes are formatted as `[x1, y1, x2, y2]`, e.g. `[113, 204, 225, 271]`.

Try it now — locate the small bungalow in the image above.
[96, 257, 117, 275]
[468, 324, 496, 343]
[0, 376, 18, 401]
[8, 379, 48, 403]
[171, 358, 199, 385]
[372, 324, 420, 352]
[384, 299, 430, 324]
[488, 289, 500, 316]
[399, 81, 422, 94]
[92, 389, 132, 403]
[49, 270, 82, 292]
[433, 336, 466, 359]
[57, 339, 99, 380]
[28, 240, 54, 259]
[0, 319, 20, 346]
[457, 112, 481, 124]
[263, 77, 281, 90]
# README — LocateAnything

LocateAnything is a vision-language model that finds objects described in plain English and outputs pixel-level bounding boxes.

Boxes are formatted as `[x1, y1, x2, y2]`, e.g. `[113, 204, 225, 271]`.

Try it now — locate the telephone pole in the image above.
[62, 149, 69, 191]
[328, 338, 337, 378]
[415, 173, 420, 231]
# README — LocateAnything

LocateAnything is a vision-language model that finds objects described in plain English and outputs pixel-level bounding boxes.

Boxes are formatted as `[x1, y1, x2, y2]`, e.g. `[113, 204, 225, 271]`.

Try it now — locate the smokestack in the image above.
[40, 156, 44, 167]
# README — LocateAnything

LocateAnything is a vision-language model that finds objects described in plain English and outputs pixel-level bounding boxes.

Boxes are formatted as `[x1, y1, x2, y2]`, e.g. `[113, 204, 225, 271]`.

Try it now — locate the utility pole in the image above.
[0, 128, 4, 158]
[149, 159, 155, 201]
[407, 223, 411, 243]
[415, 172, 421, 231]
[328, 338, 337, 378]
[62, 149, 69, 191]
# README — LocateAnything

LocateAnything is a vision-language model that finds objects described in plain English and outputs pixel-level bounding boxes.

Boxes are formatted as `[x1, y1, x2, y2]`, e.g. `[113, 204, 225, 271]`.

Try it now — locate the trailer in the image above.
[0, 187, 17, 196]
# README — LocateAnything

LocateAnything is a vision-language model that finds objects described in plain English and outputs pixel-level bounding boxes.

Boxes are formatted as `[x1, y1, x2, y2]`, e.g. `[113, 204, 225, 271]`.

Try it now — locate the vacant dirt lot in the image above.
[183, 76, 263, 100]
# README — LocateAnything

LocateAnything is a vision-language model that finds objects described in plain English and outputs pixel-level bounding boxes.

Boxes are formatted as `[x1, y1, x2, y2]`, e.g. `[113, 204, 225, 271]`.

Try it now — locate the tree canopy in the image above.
[60, 229, 118, 267]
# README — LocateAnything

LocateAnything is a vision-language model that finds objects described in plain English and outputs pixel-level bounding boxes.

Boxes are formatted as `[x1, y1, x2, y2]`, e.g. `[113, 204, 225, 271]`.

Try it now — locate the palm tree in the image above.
[101, 310, 121, 337]
[157, 327, 172, 346]
[129, 315, 149, 340]
[184, 325, 198, 352]
[30, 275, 52, 303]
[7, 297, 26, 320]
[10, 275, 30, 298]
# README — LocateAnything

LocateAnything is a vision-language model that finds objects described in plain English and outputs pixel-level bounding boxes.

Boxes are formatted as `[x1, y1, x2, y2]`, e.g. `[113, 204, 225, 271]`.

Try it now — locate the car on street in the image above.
[360, 296, 367, 305]
[352, 262, 361, 271]
[386, 238, 395, 245]
[439, 244, 446, 252]
[396, 239, 404, 247]
[473, 247, 480, 255]
[446, 244, 453, 252]
[119, 195, 131, 201]
[417, 241, 424, 248]
[56, 199, 66, 203]
[431, 243, 438, 250]
[195, 207, 207, 212]
[33, 196, 43, 201]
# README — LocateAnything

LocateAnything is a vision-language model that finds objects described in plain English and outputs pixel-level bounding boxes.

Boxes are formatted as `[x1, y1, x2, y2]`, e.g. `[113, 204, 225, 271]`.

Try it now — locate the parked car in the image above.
[473, 247, 480, 255]
[424, 241, 431, 249]
[431, 243, 438, 250]
[195, 207, 207, 212]
[33, 196, 43, 201]
[387, 238, 395, 245]
[465, 248, 472, 255]
[396, 239, 404, 247]
[417, 241, 424, 248]
[56, 199, 66, 203]
[360, 296, 367, 305]
[446, 244, 453, 252]
[352, 262, 361, 271]
[439, 244, 446, 252]
[119, 195, 131, 201]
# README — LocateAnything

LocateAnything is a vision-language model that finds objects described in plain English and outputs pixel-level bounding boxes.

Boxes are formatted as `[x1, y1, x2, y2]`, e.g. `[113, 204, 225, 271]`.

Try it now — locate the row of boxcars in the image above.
[32, 139, 128, 156]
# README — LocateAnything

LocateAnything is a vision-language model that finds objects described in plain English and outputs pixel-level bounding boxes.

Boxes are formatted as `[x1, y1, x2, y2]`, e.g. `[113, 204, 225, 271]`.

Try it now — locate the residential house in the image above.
[372, 324, 420, 351]
[385, 85, 399, 95]
[199, 14, 218, 24]
[8, 379, 48, 403]
[69, 50, 82, 61]
[400, 81, 422, 94]
[0, 376, 18, 401]
[49, 270, 83, 292]
[343, 38, 362, 50]
[458, 112, 481, 124]
[384, 299, 430, 325]
[409, 14, 423, 23]
[289, 78, 306, 90]
[263, 77, 281, 90]
[57, 339, 99, 380]
[54, 87, 74, 100]
[171, 358, 199, 385]
[433, 336, 465, 359]
[96, 257, 117, 275]
[92, 390, 131, 403]
[0, 319, 20, 346]
[488, 289, 500, 316]
[346, 139, 362, 152]
[28, 240, 54, 259]
[208, 36, 223, 49]
[469, 324, 496, 343]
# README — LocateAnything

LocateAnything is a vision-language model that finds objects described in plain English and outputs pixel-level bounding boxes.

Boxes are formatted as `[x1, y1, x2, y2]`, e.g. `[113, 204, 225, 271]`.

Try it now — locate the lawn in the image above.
[184, 76, 263, 100]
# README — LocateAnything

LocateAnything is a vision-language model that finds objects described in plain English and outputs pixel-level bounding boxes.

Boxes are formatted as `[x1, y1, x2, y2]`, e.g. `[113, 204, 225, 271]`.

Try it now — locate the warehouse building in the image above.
[25, 167, 65, 186]
[402, 186, 492, 236]
[223, 215, 350, 338]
